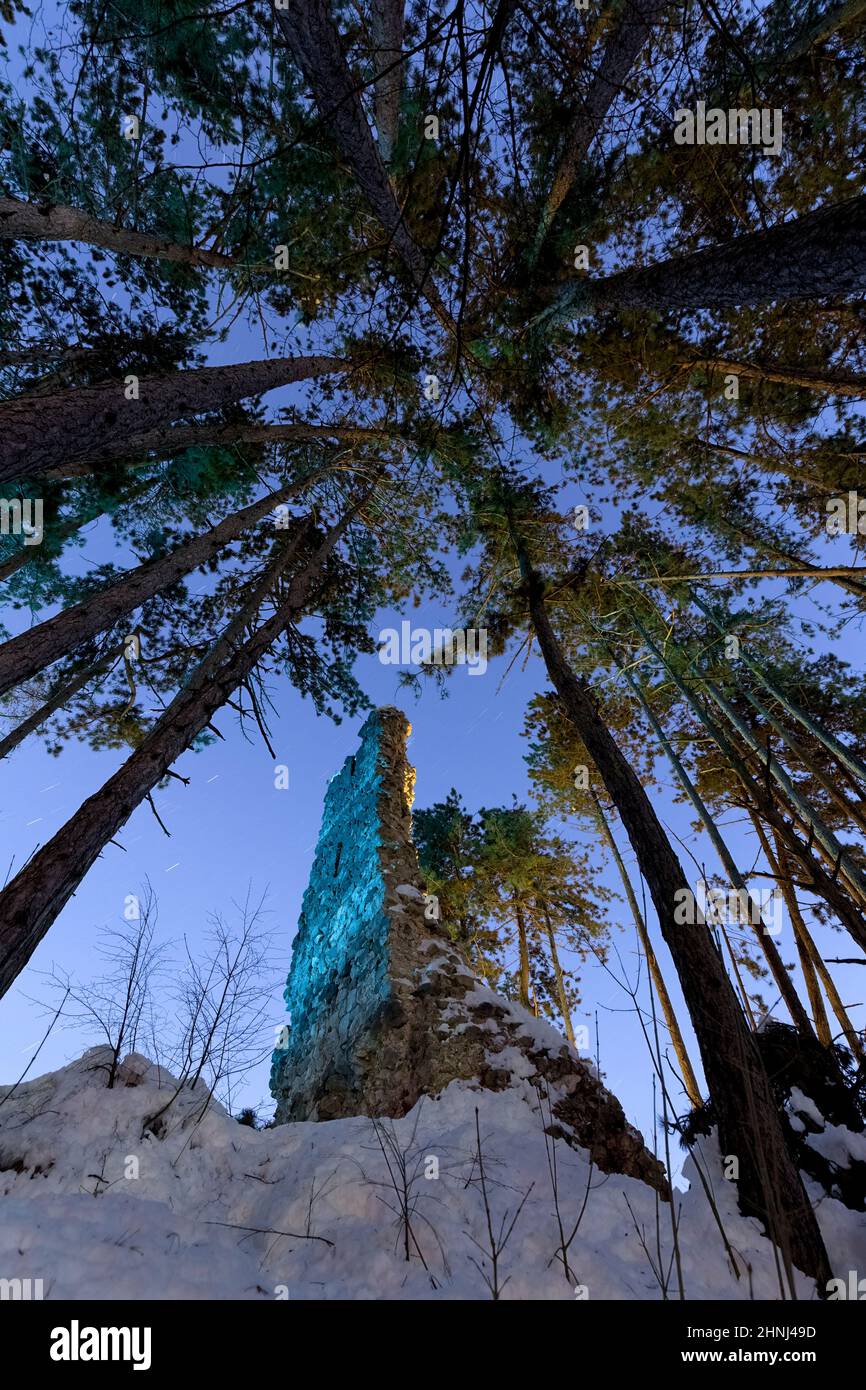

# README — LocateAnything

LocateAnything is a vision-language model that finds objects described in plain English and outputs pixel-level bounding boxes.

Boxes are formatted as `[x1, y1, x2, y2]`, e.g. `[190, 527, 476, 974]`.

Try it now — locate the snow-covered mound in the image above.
[1, 1047, 864, 1300]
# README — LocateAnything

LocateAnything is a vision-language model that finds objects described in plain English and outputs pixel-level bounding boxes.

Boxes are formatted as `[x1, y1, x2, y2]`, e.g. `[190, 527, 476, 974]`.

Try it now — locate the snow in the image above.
[789, 1087, 825, 1127]
[806, 1121, 866, 1170]
[787, 1085, 866, 1169]
[1, 1047, 865, 1301]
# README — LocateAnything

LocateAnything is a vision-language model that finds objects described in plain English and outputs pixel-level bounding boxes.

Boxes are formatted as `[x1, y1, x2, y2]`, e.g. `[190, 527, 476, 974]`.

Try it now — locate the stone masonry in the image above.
[270, 707, 666, 1191]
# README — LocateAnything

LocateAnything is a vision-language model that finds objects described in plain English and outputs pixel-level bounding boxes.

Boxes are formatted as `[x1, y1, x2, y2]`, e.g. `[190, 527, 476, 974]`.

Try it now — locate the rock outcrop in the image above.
[270, 707, 666, 1191]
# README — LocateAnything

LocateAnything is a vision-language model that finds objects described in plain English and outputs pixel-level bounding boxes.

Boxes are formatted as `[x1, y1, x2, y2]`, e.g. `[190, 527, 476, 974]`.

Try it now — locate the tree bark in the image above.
[273, 0, 453, 331]
[771, 833, 866, 1063]
[543, 195, 866, 317]
[589, 786, 702, 1107]
[692, 590, 866, 786]
[538, 898, 576, 1046]
[0, 646, 121, 762]
[0, 467, 329, 698]
[649, 564, 866, 584]
[619, 633, 815, 1039]
[703, 678, 866, 911]
[748, 815, 832, 1048]
[517, 552, 830, 1285]
[754, 0, 866, 71]
[0, 354, 345, 482]
[641, 619, 866, 954]
[531, 0, 670, 262]
[0, 500, 361, 1000]
[725, 664, 866, 837]
[0, 197, 236, 268]
[44, 422, 391, 478]
[371, 0, 405, 164]
[709, 514, 866, 602]
[683, 355, 866, 399]
[514, 898, 531, 1009]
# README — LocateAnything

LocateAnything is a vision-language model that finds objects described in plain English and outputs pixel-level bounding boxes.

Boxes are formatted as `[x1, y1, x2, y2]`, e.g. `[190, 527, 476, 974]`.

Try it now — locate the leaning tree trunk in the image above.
[537, 899, 576, 1046]
[531, 0, 670, 263]
[751, 0, 866, 72]
[0, 465, 330, 698]
[0, 353, 344, 482]
[643, 620, 866, 954]
[0, 499, 362, 1000]
[726, 664, 866, 837]
[692, 590, 866, 786]
[514, 898, 532, 1009]
[771, 832, 866, 1064]
[589, 786, 702, 1107]
[541, 195, 866, 319]
[748, 814, 833, 1049]
[370, 0, 404, 165]
[0, 644, 121, 762]
[689, 436, 862, 498]
[0, 197, 237, 268]
[517, 553, 831, 1286]
[683, 354, 866, 400]
[637, 594, 866, 909]
[710, 515, 866, 602]
[618, 634, 815, 1039]
[273, 0, 452, 332]
[47, 422, 392, 478]
[702, 678, 866, 911]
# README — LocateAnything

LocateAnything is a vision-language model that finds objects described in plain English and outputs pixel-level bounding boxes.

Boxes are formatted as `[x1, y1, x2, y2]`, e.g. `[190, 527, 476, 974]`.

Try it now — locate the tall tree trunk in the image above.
[772, 834, 866, 1063]
[516, 550, 831, 1285]
[650, 563, 866, 585]
[47, 422, 391, 478]
[0, 500, 362, 1000]
[0, 466, 329, 698]
[718, 919, 760, 1028]
[0, 494, 149, 583]
[0, 354, 344, 482]
[645, 595, 866, 907]
[727, 665, 866, 837]
[683, 354, 866, 399]
[537, 898, 576, 1045]
[759, 0, 866, 68]
[589, 786, 702, 1107]
[619, 635, 815, 1038]
[692, 590, 866, 786]
[640, 617, 866, 954]
[712, 515, 866, 602]
[541, 195, 866, 318]
[371, 0, 404, 165]
[749, 814, 833, 1048]
[514, 898, 531, 1009]
[0, 197, 236, 268]
[273, 0, 453, 332]
[702, 678, 866, 911]
[531, 0, 670, 262]
[0, 645, 121, 762]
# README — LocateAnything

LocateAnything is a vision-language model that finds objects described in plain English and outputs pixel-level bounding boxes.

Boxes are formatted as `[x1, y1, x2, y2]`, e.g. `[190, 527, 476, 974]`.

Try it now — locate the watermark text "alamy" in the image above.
[378, 621, 488, 676]
[674, 100, 783, 156]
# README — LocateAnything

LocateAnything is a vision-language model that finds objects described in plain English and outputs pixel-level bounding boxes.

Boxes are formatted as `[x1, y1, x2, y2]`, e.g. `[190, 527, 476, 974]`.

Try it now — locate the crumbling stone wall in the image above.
[270, 706, 665, 1191]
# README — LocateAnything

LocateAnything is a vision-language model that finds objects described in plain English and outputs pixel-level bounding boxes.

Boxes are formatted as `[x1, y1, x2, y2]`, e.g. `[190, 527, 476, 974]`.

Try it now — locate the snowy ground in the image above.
[1, 1047, 864, 1300]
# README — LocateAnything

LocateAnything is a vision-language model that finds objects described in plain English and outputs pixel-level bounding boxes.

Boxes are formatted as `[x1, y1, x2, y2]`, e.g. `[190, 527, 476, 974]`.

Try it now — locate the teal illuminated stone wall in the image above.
[269, 706, 665, 1192]
[270, 706, 410, 1120]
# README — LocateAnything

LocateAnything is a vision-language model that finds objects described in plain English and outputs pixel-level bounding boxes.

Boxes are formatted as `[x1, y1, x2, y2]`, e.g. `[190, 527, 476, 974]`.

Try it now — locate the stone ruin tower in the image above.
[270, 707, 665, 1189]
